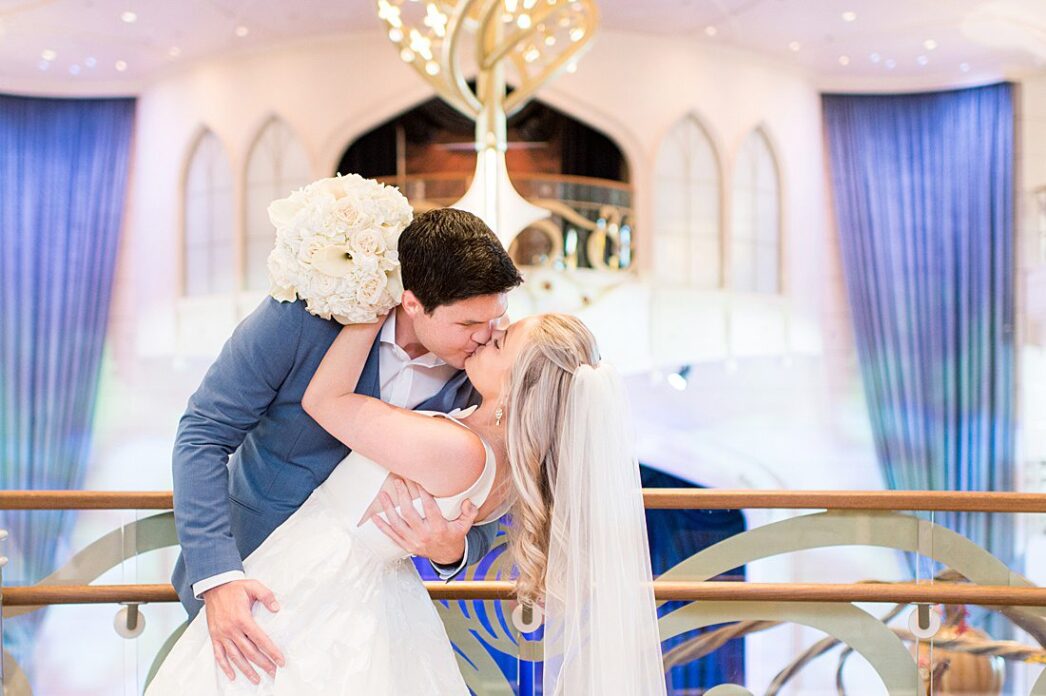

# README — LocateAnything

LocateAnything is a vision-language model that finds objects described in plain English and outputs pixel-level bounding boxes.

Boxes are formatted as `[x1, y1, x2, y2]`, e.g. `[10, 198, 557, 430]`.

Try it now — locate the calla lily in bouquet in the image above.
[266, 174, 412, 324]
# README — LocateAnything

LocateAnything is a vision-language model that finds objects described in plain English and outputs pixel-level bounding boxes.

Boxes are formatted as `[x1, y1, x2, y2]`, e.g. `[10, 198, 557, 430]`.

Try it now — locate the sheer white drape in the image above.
[542, 364, 666, 696]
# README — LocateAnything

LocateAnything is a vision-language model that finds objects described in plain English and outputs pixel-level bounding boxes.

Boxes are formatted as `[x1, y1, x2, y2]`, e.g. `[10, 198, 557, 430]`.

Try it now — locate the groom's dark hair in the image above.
[399, 208, 523, 312]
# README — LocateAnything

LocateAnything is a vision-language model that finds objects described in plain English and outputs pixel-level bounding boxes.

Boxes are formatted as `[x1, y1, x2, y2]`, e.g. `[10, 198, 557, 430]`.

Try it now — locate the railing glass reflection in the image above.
[2, 491, 1045, 695]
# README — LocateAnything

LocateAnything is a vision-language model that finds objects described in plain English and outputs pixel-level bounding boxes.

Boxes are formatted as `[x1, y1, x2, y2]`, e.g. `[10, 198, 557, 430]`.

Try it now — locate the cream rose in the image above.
[349, 228, 387, 257]
[354, 270, 389, 305]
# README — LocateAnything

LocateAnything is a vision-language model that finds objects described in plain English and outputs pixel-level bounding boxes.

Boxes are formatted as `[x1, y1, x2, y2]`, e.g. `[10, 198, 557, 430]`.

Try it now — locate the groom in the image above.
[171, 208, 522, 684]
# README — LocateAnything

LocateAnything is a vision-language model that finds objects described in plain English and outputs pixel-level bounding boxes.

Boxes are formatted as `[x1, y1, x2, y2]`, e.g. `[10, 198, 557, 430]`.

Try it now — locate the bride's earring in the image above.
[495, 406, 504, 426]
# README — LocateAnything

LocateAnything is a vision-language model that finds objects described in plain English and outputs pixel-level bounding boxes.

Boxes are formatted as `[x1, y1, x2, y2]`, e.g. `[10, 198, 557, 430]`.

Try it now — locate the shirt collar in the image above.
[379, 311, 398, 346]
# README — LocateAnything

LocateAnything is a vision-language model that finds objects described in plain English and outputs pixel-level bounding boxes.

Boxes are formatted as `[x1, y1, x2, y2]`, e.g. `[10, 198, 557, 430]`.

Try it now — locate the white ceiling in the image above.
[2, 0, 1045, 95]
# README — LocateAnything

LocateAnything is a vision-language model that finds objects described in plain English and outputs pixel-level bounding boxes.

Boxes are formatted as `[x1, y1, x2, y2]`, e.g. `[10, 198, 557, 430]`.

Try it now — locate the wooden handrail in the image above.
[2, 490, 1045, 513]
[4, 582, 1046, 607]
[377, 172, 634, 192]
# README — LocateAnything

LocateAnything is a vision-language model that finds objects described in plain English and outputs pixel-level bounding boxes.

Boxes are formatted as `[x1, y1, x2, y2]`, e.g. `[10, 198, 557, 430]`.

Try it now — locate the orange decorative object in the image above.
[913, 623, 1004, 695]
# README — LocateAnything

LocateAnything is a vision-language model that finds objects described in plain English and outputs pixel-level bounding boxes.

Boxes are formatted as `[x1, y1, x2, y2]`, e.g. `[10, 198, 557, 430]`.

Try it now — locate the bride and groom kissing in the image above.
[147, 207, 665, 694]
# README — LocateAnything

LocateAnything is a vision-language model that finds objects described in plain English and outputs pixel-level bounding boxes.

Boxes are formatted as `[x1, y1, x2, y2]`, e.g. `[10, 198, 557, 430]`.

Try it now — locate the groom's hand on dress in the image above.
[202, 579, 286, 684]
[374, 479, 478, 566]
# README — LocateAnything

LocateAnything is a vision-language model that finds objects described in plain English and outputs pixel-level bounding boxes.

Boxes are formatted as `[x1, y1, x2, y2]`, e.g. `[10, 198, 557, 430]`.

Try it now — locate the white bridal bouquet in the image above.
[266, 174, 412, 324]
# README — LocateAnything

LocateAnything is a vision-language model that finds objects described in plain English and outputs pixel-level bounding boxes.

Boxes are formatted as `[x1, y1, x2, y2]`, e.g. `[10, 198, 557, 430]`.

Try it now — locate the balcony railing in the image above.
[3, 490, 1046, 695]
[379, 173, 635, 271]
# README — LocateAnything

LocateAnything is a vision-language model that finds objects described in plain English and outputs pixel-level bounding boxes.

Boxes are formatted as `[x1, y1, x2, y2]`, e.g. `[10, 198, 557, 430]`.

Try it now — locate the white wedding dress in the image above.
[146, 407, 506, 695]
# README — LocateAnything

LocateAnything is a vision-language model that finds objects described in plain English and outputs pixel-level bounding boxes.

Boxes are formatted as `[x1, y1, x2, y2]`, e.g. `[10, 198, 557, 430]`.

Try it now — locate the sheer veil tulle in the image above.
[541, 364, 667, 695]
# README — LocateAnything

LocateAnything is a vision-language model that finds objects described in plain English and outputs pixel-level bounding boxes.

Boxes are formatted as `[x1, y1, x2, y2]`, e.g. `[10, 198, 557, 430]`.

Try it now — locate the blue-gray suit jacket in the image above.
[171, 297, 495, 617]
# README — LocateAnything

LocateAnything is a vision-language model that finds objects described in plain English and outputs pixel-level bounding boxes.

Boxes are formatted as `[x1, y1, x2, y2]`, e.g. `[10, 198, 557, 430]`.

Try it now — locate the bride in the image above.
[146, 311, 665, 694]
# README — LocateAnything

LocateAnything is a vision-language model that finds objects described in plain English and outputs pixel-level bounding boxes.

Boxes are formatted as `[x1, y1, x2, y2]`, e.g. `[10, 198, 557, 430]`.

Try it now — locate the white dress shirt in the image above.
[192, 312, 461, 598]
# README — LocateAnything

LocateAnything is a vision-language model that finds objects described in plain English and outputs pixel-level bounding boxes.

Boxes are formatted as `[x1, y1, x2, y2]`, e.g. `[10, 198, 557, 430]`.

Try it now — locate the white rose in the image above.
[297, 237, 329, 263]
[332, 197, 373, 231]
[355, 270, 389, 305]
[349, 228, 387, 257]
[308, 177, 350, 200]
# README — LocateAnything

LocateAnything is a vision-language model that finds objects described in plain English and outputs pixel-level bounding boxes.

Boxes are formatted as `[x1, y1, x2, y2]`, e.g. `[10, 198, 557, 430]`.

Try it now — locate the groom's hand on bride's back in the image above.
[201, 579, 286, 684]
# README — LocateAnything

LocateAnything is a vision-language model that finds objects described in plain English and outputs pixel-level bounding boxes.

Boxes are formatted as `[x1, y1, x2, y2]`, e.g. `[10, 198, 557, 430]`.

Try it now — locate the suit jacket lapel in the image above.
[415, 370, 475, 412]
[354, 332, 383, 400]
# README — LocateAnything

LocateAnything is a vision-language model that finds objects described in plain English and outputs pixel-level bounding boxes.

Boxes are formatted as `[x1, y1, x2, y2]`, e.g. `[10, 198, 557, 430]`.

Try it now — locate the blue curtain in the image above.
[822, 84, 1015, 569]
[0, 94, 135, 664]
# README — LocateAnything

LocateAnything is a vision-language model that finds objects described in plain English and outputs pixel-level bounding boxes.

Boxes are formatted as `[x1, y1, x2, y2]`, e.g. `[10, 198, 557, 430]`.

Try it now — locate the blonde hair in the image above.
[504, 313, 600, 605]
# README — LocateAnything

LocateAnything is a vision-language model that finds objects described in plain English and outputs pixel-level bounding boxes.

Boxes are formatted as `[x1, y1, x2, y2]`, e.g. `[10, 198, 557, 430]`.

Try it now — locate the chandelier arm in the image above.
[479, 2, 562, 71]
[443, 0, 483, 116]
[503, 5, 599, 113]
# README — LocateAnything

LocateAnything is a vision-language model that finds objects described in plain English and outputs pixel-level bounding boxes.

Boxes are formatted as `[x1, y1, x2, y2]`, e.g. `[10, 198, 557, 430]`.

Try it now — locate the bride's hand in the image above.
[373, 479, 479, 566]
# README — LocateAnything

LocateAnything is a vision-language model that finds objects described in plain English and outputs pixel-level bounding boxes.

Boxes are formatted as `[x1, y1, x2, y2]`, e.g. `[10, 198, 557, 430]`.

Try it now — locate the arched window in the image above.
[730, 128, 780, 294]
[654, 115, 721, 288]
[244, 118, 312, 290]
[183, 130, 234, 296]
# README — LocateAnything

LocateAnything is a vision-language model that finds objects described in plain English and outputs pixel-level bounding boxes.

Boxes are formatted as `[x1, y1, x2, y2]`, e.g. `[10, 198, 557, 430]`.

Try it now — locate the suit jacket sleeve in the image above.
[465, 517, 499, 566]
[172, 298, 304, 587]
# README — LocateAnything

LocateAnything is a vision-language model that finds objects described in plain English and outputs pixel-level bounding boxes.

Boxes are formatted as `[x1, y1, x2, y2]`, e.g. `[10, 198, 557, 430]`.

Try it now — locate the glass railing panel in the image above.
[2, 496, 1043, 695]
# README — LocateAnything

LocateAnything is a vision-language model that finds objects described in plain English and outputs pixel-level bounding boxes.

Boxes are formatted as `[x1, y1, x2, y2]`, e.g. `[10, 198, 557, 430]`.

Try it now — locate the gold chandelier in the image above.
[376, 0, 600, 249]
